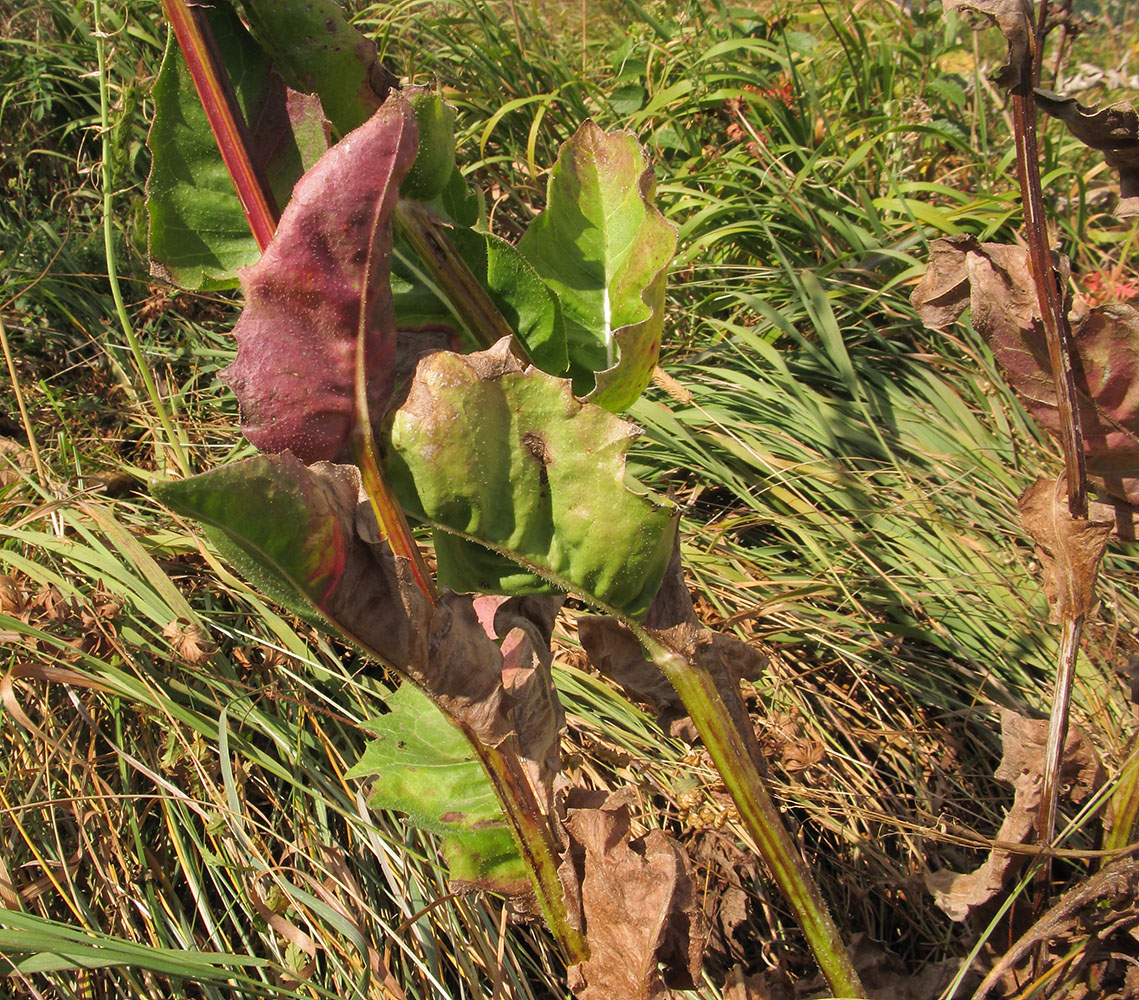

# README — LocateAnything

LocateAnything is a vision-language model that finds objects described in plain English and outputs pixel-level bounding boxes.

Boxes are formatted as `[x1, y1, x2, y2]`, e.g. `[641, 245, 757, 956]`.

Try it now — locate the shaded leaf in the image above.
[912, 235, 1139, 507]
[235, 0, 395, 137]
[1018, 477, 1114, 623]
[401, 88, 457, 203]
[943, 0, 1034, 89]
[925, 709, 1104, 922]
[221, 97, 417, 463]
[560, 790, 704, 1000]
[154, 455, 514, 746]
[346, 683, 528, 896]
[518, 122, 676, 410]
[386, 339, 678, 617]
[147, 5, 329, 290]
[1036, 90, 1139, 218]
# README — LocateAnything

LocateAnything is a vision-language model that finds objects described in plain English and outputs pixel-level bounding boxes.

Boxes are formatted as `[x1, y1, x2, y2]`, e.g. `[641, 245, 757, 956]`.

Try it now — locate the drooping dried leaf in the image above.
[162, 618, 217, 664]
[561, 790, 704, 1000]
[473, 594, 565, 809]
[912, 235, 1139, 507]
[154, 454, 514, 747]
[1018, 478, 1114, 623]
[221, 98, 416, 462]
[346, 683, 528, 897]
[386, 339, 678, 616]
[925, 709, 1104, 922]
[147, 4, 331, 289]
[993, 707, 1105, 805]
[943, 0, 1034, 89]
[1036, 90, 1139, 218]
[518, 122, 677, 410]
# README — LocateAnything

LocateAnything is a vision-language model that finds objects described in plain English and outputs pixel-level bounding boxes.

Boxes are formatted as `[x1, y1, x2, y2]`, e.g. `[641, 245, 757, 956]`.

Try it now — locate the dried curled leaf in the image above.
[912, 235, 1139, 508]
[221, 97, 417, 463]
[1036, 90, 1139, 218]
[925, 709, 1104, 922]
[1018, 477, 1114, 623]
[560, 790, 704, 1000]
[943, 0, 1034, 89]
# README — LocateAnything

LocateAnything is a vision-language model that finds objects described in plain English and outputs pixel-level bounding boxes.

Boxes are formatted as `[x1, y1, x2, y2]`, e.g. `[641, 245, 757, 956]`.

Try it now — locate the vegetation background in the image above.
[2, 0, 1138, 996]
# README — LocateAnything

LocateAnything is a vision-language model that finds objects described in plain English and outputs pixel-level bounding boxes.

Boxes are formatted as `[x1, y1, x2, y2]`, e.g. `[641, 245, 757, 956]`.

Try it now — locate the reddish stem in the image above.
[160, 0, 279, 251]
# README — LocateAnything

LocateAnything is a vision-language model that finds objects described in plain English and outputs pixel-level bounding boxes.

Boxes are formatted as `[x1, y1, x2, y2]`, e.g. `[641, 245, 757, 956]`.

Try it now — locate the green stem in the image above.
[393, 200, 520, 353]
[468, 733, 589, 964]
[639, 632, 865, 997]
[1104, 740, 1139, 856]
[93, 0, 189, 476]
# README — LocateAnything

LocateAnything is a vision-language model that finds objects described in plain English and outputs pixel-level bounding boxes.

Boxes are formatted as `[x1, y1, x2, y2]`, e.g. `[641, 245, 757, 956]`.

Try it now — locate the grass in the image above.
[2, 0, 1138, 997]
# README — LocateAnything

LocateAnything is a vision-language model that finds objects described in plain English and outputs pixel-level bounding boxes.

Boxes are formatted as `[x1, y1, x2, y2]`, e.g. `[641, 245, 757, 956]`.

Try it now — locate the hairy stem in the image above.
[638, 632, 865, 997]
[160, 0, 278, 250]
[393, 200, 520, 352]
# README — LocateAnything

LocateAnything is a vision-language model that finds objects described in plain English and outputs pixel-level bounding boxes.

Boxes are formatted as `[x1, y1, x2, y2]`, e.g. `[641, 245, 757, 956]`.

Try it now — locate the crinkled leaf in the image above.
[221, 98, 417, 463]
[154, 455, 514, 746]
[386, 340, 678, 617]
[1018, 477, 1114, 623]
[1036, 90, 1139, 217]
[912, 235, 1139, 506]
[147, 5, 329, 290]
[943, 0, 1034, 89]
[518, 122, 676, 410]
[346, 683, 528, 896]
[560, 790, 704, 1000]
[235, 0, 395, 137]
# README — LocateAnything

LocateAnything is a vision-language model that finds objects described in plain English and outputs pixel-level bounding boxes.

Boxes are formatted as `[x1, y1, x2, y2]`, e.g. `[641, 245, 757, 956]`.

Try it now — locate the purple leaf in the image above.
[221, 95, 417, 462]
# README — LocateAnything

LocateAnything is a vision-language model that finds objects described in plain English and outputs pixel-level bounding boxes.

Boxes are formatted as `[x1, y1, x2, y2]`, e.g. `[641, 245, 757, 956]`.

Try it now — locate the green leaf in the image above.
[386, 342, 678, 617]
[346, 683, 528, 894]
[236, 0, 391, 137]
[401, 88, 457, 202]
[449, 228, 568, 375]
[147, 4, 329, 290]
[518, 122, 677, 411]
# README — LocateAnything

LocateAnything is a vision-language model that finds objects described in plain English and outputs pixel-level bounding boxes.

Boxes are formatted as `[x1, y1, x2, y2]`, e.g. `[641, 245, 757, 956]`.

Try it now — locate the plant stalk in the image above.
[393, 200, 519, 352]
[468, 732, 589, 965]
[160, 0, 278, 251]
[95, 0, 189, 477]
[640, 632, 865, 997]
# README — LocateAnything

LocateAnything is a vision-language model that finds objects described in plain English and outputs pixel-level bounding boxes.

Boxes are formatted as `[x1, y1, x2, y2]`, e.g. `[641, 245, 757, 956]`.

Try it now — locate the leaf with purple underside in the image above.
[912, 235, 1139, 508]
[221, 97, 417, 463]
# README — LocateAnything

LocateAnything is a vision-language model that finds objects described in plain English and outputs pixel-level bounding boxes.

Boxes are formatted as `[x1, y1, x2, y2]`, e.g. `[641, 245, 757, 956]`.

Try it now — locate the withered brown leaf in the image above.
[943, 0, 1034, 89]
[561, 790, 704, 1000]
[1018, 477, 1114, 623]
[1036, 90, 1139, 218]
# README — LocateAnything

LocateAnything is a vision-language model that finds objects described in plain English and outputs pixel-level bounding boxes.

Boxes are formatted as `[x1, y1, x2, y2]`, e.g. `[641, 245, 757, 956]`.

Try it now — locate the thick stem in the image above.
[469, 733, 589, 965]
[393, 200, 520, 352]
[641, 634, 865, 997]
[160, 0, 278, 250]
[1010, 82, 1086, 518]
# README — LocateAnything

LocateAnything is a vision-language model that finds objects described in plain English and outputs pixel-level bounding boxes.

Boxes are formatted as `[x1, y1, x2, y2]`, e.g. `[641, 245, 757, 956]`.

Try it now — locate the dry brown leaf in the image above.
[912, 235, 1139, 511]
[943, 0, 1034, 89]
[561, 789, 704, 1000]
[0, 437, 33, 488]
[162, 618, 217, 665]
[1036, 90, 1139, 218]
[925, 709, 1104, 922]
[473, 594, 565, 808]
[1018, 477, 1114, 623]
